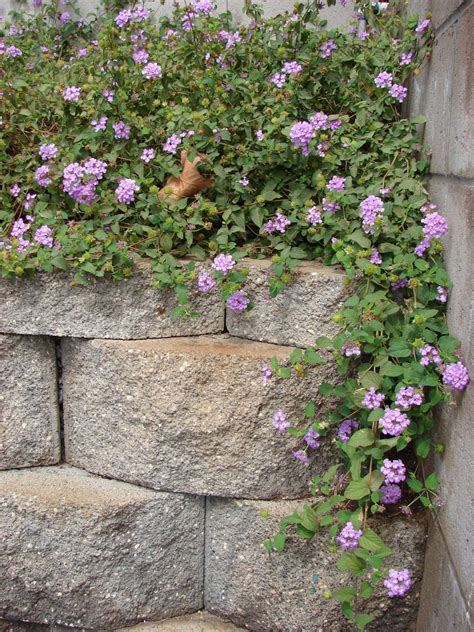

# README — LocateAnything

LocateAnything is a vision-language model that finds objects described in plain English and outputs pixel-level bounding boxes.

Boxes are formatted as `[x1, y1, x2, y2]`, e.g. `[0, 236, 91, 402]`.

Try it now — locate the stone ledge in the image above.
[62, 335, 339, 499]
[0, 262, 224, 340]
[0, 335, 60, 470]
[0, 466, 204, 630]
[227, 259, 349, 348]
[205, 497, 427, 632]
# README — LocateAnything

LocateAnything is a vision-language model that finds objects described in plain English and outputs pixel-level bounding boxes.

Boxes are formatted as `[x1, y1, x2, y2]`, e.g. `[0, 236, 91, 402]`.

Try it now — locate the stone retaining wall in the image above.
[0, 260, 427, 631]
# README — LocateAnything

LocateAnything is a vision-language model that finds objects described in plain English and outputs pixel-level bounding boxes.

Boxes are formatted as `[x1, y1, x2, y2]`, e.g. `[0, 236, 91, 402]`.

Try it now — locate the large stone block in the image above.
[226, 260, 348, 348]
[0, 263, 224, 339]
[0, 466, 204, 630]
[63, 335, 338, 499]
[116, 612, 246, 632]
[205, 498, 427, 632]
[0, 335, 60, 470]
[407, 0, 465, 30]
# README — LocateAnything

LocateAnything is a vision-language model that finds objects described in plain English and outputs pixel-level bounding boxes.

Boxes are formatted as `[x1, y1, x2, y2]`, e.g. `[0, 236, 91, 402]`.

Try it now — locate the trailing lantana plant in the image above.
[0, 0, 470, 629]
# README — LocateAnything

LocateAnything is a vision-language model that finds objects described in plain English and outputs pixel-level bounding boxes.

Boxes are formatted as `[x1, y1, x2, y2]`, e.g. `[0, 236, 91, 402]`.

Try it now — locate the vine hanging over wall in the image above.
[0, 1, 470, 629]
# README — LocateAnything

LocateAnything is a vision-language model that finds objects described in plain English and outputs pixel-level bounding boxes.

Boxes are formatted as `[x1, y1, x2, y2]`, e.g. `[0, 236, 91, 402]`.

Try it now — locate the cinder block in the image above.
[0, 335, 60, 470]
[63, 335, 339, 499]
[0, 466, 204, 630]
[0, 263, 224, 339]
[205, 497, 427, 632]
[226, 260, 348, 348]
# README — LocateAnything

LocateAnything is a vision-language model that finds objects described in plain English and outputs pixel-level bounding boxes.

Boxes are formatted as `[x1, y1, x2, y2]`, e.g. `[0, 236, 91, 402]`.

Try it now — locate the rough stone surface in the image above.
[0, 263, 224, 340]
[416, 520, 472, 632]
[0, 466, 204, 630]
[0, 335, 60, 470]
[206, 498, 427, 632]
[407, 0, 466, 29]
[116, 612, 247, 632]
[63, 335, 338, 499]
[226, 260, 349, 348]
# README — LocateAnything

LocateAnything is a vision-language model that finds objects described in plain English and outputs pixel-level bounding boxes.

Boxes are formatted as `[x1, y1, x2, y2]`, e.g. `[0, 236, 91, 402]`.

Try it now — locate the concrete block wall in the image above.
[406, 2, 474, 631]
[0, 260, 427, 631]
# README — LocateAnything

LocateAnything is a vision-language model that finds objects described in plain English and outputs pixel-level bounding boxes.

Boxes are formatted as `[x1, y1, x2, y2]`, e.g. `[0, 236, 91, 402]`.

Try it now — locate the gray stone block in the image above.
[226, 260, 349, 348]
[205, 498, 427, 632]
[0, 466, 204, 630]
[417, 521, 472, 632]
[407, 0, 465, 29]
[0, 263, 224, 340]
[0, 335, 60, 470]
[116, 612, 247, 632]
[63, 335, 338, 499]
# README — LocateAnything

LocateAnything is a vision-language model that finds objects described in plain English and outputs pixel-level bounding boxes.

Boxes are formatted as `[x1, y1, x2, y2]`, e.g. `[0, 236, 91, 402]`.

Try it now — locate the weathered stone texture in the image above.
[0, 466, 204, 630]
[226, 260, 349, 348]
[116, 612, 247, 632]
[0, 263, 224, 339]
[63, 335, 338, 499]
[205, 498, 427, 632]
[0, 335, 60, 470]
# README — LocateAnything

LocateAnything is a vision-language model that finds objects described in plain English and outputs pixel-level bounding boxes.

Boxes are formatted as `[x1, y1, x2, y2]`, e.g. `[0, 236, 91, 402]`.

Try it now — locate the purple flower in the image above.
[419, 344, 441, 367]
[292, 450, 309, 463]
[212, 253, 234, 275]
[34, 165, 51, 187]
[306, 207, 322, 225]
[282, 60, 303, 75]
[389, 84, 408, 103]
[142, 62, 162, 79]
[115, 9, 133, 27]
[337, 418, 359, 443]
[395, 386, 424, 409]
[270, 73, 286, 88]
[132, 48, 149, 64]
[192, 0, 214, 13]
[290, 121, 314, 156]
[304, 428, 320, 449]
[77, 48, 88, 58]
[379, 187, 391, 196]
[91, 116, 108, 132]
[39, 143, 58, 161]
[436, 286, 448, 303]
[414, 236, 432, 257]
[400, 52, 414, 66]
[227, 290, 249, 313]
[320, 39, 337, 59]
[163, 133, 181, 154]
[336, 522, 362, 550]
[358, 31, 369, 40]
[84, 158, 107, 179]
[197, 271, 216, 293]
[360, 195, 384, 234]
[362, 387, 385, 410]
[421, 212, 448, 239]
[381, 459, 407, 484]
[370, 248, 382, 265]
[256, 130, 264, 141]
[264, 213, 291, 235]
[327, 176, 345, 191]
[415, 18, 430, 35]
[113, 121, 131, 140]
[6, 45, 22, 58]
[384, 569, 412, 598]
[374, 71, 393, 88]
[329, 119, 342, 131]
[141, 148, 155, 163]
[103, 89, 114, 103]
[322, 198, 341, 213]
[442, 362, 470, 390]
[10, 184, 21, 198]
[261, 362, 272, 386]
[310, 112, 328, 130]
[34, 225, 53, 248]
[342, 342, 361, 357]
[115, 178, 139, 204]
[380, 483, 402, 505]
[379, 408, 410, 436]
[60, 11, 70, 23]
[272, 409, 290, 433]
[24, 193, 37, 211]
[63, 86, 81, 102]
[239, 176, 249, 187]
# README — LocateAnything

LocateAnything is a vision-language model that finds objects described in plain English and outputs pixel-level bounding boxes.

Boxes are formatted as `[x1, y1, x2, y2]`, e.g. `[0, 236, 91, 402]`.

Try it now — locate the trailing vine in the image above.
[0, 1, 470, 629]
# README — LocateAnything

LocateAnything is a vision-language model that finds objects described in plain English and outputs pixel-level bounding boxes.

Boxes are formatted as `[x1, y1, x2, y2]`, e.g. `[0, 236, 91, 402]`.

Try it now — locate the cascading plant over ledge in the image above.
[0, 0, 470, 629]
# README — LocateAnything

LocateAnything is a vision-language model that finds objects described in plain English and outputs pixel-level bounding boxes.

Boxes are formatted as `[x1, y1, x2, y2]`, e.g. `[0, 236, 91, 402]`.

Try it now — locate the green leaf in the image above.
[359, 528, 387, 552]
[415, 438, 431, 459]
[260, 190, 281, 201]
[388, 339, 412, 358]
[305, 400, 316, 418]
[273, 532, 286, 552]
[355, 613, 375, 630]
[424, 472, 440, 491]
[318, 383, 334, 396]
[250, 206, 264, 228]
[359, 581, 374, 598]
[344, 480, 371, 500]
[368, 471, 385, 491]
[334, 586, 356, 602]
[338, 552, 366, 576]
[304, 348, 326, 365]
[349, 429, 375, 448]
[407, 478, 423, 493]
